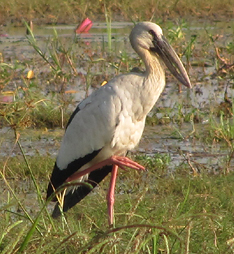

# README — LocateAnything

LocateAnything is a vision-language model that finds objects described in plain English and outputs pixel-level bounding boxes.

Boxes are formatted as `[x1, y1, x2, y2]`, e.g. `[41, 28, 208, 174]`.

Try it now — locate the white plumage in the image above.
[47, 21, 191, 224]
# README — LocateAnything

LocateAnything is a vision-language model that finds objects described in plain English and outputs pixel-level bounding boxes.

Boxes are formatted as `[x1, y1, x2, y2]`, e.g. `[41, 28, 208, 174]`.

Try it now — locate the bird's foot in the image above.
[110, 155, 145, 171]
[66, 155, 144, 182]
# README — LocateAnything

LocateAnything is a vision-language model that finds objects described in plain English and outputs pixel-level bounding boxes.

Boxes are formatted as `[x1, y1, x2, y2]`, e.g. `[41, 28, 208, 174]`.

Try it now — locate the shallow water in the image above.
[1, 121, 233, 173]
[140, 124, 234, 173]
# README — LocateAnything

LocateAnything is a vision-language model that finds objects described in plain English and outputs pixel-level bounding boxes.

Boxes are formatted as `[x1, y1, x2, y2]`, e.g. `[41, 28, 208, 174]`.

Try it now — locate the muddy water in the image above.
[141, 124, 233, 173]
[1, 122, 233, 173]
[0, 21, 234, 213]
[1, 21, 233, 102]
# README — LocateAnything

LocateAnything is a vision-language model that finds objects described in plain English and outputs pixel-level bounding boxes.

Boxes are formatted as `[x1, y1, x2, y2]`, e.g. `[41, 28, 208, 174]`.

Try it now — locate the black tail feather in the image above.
[47, 149, 101, 201]
[51, 165, 112, 218]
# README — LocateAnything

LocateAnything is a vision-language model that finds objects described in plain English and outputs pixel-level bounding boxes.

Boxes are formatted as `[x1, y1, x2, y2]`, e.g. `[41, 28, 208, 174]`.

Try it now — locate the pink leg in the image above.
[107, 165, 118, 226]
[65, 155, 145, 226]
[66, 155, 145, 182]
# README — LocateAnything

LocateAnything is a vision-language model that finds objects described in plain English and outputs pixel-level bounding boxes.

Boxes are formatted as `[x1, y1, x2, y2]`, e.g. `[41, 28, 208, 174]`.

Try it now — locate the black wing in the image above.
[51, 165, 112, 218]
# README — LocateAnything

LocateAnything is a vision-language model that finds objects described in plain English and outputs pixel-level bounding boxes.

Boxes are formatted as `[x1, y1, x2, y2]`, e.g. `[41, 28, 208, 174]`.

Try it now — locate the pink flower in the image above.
[75, 18, 93, 34]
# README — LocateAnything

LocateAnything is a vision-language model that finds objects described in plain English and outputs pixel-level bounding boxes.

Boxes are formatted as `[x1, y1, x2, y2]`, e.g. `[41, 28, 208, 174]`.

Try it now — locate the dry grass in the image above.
[0, 0, 233, 25]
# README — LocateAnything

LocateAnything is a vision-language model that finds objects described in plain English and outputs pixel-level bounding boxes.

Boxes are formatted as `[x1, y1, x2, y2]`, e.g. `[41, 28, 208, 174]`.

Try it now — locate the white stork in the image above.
[46, 21, 191, 225]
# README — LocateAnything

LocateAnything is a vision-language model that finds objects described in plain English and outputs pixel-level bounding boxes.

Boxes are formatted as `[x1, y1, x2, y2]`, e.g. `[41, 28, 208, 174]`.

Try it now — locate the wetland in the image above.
[0, 3, 234, 253]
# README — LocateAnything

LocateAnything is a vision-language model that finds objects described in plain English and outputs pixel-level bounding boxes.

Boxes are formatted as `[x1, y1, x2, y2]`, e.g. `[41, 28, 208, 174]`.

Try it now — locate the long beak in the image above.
[152, 35, 192, 88]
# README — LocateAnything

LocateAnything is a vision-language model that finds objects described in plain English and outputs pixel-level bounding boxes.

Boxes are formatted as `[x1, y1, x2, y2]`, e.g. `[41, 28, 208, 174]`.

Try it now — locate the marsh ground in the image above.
[0, 1, 234, 253]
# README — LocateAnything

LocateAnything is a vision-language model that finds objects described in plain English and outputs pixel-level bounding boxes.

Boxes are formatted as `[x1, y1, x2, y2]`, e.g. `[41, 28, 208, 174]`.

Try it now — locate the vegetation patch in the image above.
[0, 9, 234, 254]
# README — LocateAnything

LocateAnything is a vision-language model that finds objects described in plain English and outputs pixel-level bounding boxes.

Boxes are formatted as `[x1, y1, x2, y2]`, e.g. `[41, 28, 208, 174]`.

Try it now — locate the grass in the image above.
[0, 0, 234, 25]
[0, 9, 234, 254]
[1, 152, 234, 253]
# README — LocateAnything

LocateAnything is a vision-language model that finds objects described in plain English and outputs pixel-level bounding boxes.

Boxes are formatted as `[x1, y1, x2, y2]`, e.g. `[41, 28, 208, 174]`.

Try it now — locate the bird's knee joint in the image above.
[107, 195, 115, 205]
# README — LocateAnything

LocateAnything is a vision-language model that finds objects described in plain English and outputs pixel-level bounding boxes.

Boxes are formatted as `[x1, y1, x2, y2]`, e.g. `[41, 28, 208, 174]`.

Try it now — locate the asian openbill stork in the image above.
[46, 21, 191, 225]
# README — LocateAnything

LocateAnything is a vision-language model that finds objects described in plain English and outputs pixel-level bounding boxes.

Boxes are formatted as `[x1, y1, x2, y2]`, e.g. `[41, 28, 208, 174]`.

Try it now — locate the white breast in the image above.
[56, 71, 163, 170]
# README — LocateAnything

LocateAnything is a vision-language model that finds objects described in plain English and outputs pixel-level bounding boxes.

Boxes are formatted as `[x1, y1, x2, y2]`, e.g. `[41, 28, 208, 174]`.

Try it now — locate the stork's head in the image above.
[130, 22, 191, 88]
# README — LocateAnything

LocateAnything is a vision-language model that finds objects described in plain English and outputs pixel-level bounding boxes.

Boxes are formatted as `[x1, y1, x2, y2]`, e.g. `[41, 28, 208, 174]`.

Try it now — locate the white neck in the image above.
[140, 49, 166, 115]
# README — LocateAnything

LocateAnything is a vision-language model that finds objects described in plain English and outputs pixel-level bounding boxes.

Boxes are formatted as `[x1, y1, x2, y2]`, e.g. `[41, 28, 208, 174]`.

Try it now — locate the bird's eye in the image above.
[148, 30, 155, 37]
[148, 29, 159, 45]
[148, 30, 158, 42]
